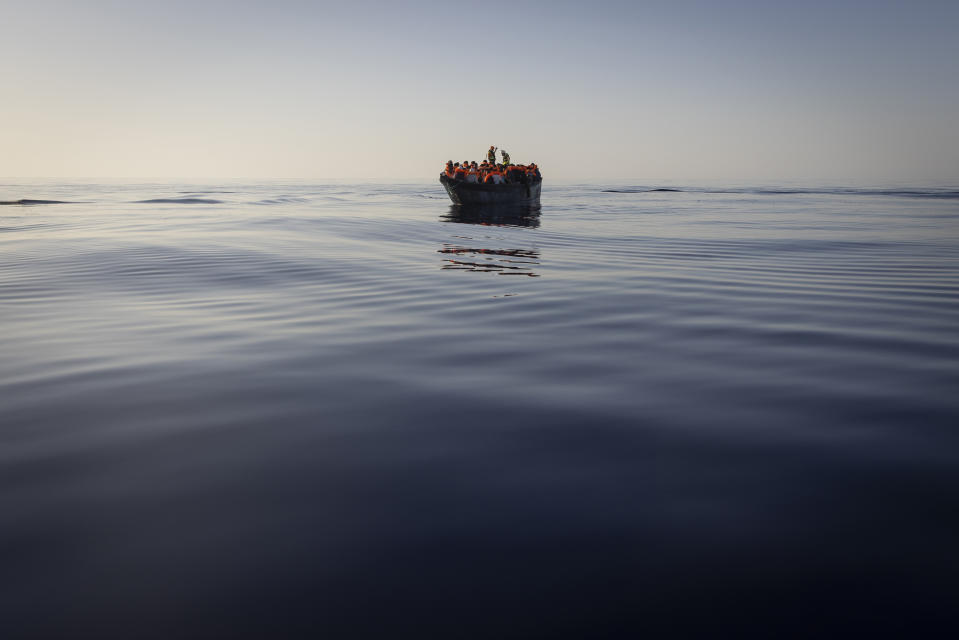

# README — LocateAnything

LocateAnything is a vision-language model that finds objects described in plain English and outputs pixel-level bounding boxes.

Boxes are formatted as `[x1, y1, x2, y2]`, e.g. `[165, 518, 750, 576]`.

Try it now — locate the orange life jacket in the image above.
[484, 170, 504, 184]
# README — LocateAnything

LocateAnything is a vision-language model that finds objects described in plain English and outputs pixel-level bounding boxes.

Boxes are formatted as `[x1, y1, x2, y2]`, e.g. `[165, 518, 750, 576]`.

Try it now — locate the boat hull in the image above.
[440, 174, 542, 206]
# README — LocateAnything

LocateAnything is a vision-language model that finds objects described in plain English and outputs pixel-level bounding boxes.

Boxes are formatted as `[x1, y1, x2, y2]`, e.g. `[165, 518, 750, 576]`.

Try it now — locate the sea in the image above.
[2, 180, 958, 637]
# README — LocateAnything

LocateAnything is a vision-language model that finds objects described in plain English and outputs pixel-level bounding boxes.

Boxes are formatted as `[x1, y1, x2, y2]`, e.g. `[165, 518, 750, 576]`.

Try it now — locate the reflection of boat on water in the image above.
[440, 173, 542, 206]
[439, 245, 540, 276]
[441, 204, 541, 229]
[438, 206, 541, 277]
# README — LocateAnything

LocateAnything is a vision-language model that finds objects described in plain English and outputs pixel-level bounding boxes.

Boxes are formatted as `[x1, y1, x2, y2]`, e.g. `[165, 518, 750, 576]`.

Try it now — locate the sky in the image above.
[2, 0, 957, 183]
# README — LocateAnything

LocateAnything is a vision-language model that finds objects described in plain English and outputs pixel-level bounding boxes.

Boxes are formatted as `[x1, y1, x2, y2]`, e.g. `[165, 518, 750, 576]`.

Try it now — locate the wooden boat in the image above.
[440, 173, 542, 206]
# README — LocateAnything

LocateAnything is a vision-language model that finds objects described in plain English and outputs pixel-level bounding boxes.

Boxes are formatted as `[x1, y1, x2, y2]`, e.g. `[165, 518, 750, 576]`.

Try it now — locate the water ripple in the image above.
[2, 180, 958, 635]
[135, 198, 223, 204]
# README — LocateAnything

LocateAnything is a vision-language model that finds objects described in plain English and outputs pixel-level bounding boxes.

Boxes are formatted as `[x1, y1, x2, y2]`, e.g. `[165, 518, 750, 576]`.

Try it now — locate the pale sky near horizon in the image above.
[2, 0, 957, 183]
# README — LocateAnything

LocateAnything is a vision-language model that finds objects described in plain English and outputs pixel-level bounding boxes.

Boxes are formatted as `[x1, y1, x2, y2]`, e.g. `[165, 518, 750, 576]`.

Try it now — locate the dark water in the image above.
[2, 181, 958, 637]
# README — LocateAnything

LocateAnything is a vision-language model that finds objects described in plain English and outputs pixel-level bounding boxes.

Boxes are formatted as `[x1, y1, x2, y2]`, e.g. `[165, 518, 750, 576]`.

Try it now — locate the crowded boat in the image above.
[443, 146, 541, 186]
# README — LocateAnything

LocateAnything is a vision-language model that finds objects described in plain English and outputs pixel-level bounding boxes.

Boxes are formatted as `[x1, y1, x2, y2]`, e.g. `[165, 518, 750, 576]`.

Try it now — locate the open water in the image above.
[2, 181, 959, 636]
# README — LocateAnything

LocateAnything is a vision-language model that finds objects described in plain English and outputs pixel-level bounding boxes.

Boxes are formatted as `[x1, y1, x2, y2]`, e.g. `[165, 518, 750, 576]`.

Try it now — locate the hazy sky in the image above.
[2, 0, 957, 183]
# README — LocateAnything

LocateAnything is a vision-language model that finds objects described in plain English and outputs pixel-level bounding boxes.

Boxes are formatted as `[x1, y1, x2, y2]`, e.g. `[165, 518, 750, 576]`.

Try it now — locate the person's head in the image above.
[454, 162, 459, 167]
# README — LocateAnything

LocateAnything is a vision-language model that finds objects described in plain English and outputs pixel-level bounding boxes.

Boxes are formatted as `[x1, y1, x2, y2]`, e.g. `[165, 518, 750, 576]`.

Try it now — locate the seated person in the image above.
[506, 165, 526, 183]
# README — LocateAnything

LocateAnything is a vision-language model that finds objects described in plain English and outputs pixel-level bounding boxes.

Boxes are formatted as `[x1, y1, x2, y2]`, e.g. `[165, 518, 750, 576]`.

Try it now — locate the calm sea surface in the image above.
[2, 181, 959, 636]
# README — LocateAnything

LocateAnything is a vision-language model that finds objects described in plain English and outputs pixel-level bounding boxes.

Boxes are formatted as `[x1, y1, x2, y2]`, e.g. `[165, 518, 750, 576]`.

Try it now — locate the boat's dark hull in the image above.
[440, 174, 542, 206]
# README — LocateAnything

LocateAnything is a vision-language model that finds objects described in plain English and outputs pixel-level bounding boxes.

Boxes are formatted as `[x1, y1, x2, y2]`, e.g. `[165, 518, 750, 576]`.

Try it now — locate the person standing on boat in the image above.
[500, 149, 511, 166]
[487, 146, 497, 164]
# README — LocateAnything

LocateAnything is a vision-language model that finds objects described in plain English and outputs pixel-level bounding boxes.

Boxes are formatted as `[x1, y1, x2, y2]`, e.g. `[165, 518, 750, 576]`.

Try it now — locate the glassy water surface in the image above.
[2, 181, 959, 636]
